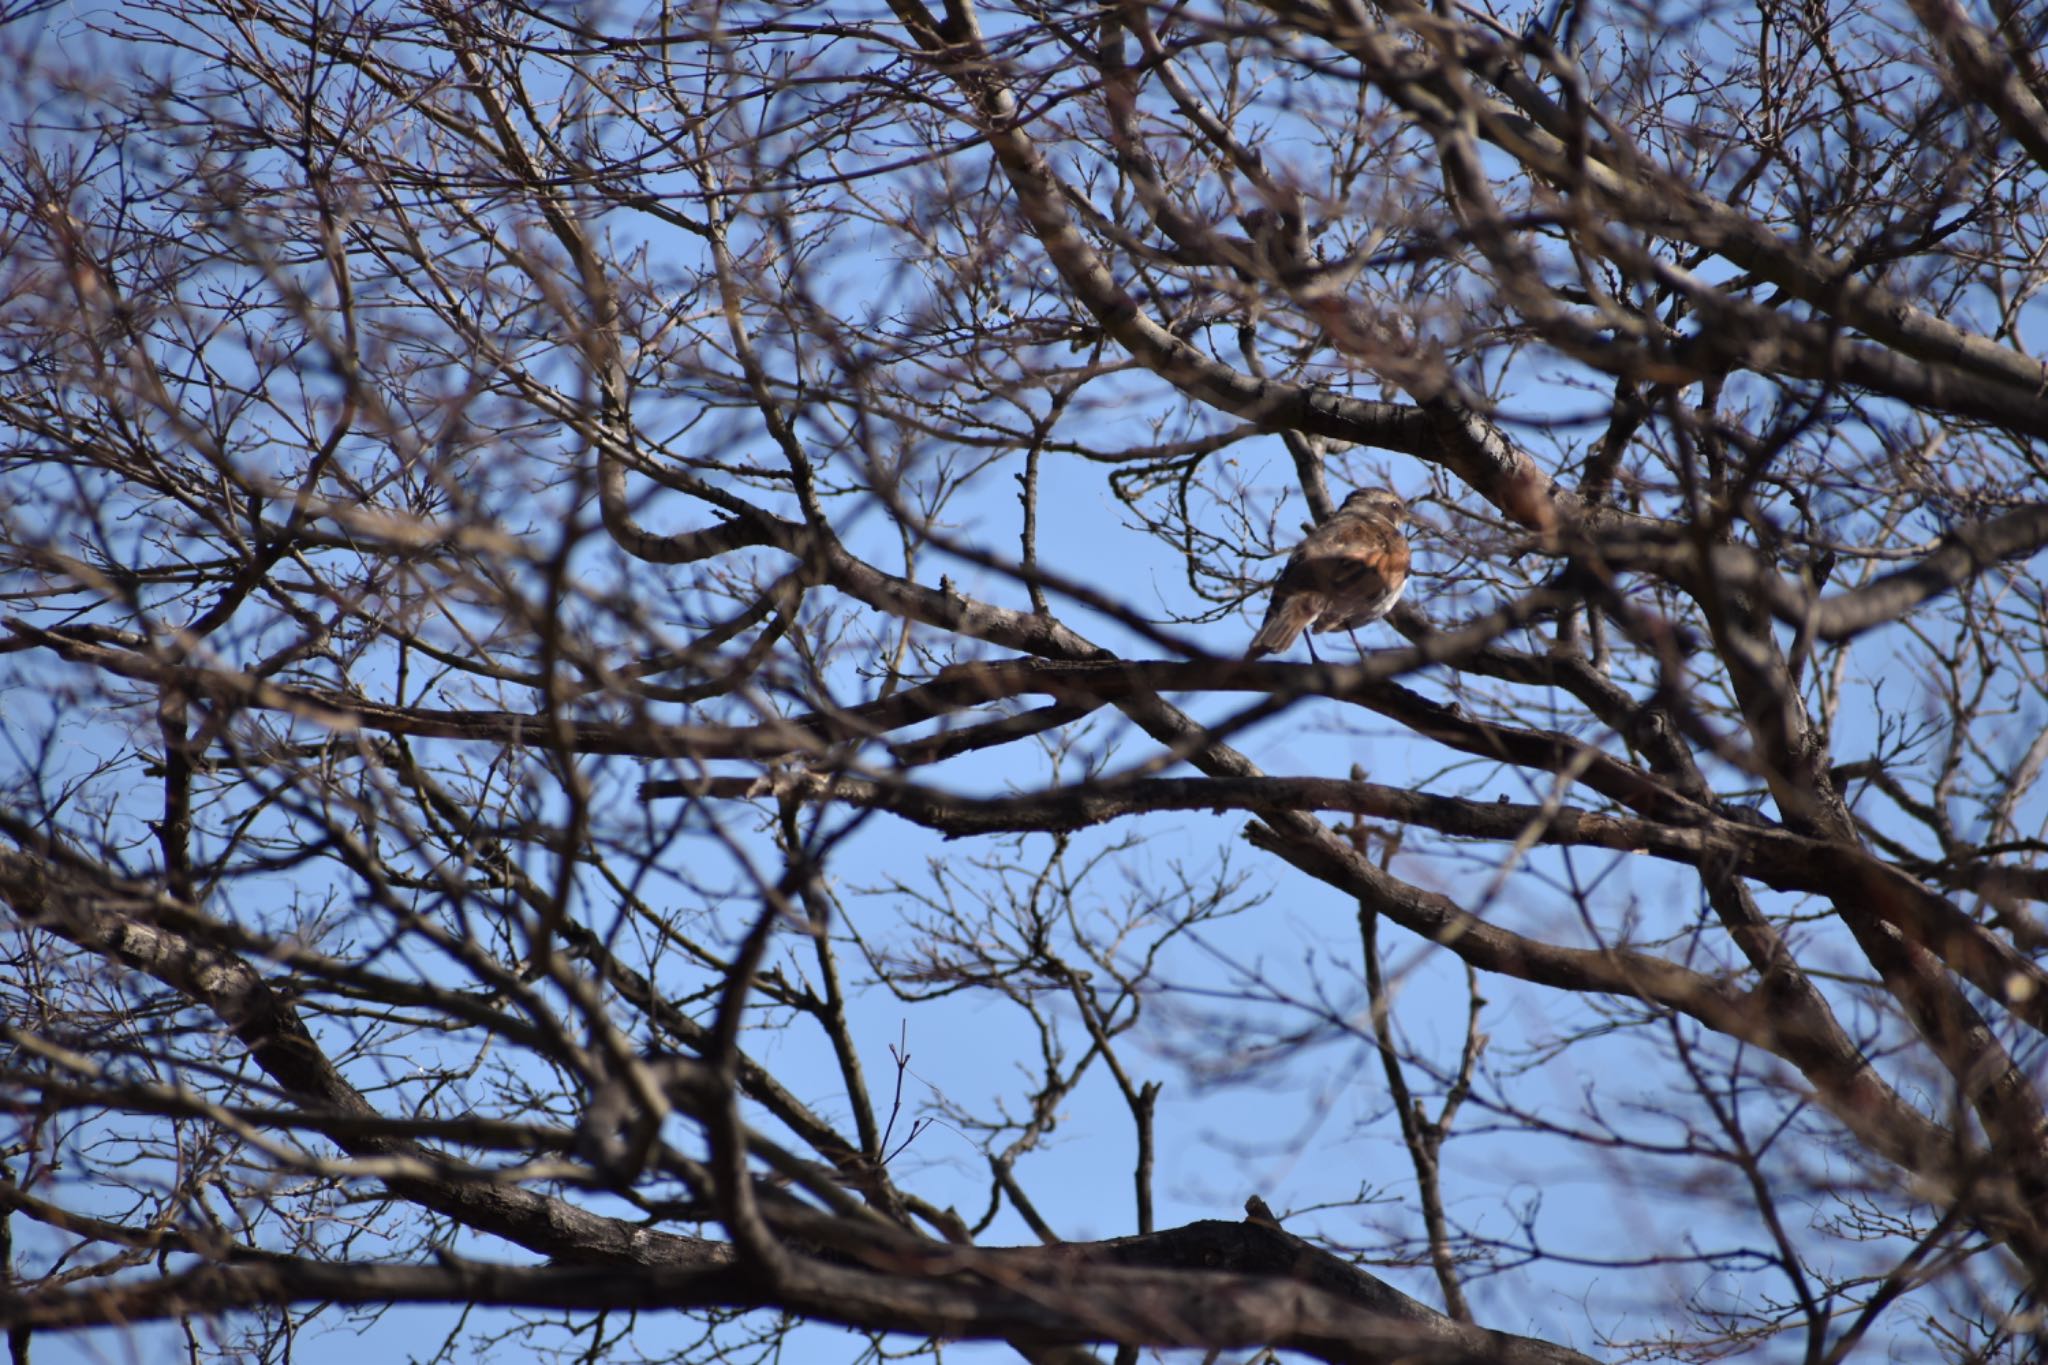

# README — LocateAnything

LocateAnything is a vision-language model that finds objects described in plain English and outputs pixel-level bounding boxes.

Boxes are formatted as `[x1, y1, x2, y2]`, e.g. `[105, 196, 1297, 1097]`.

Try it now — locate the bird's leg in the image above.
[1348, 629, 1366, 656]
[1305, 633, 1321, 664]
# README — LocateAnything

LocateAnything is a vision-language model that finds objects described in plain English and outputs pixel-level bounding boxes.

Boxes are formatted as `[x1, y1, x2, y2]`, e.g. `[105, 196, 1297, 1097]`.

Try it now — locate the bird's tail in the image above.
[1246, 596, 1316, 659]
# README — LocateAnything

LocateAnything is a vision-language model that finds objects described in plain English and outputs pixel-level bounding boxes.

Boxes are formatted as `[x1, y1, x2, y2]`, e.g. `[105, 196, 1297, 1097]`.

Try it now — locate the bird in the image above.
[1245, 487, 1411, 660]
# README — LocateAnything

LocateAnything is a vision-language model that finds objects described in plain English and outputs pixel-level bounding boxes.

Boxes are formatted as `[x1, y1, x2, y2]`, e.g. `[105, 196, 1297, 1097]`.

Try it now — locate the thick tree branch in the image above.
[0, 843, 725, 1271]
[0, 1219, 1594, 1365]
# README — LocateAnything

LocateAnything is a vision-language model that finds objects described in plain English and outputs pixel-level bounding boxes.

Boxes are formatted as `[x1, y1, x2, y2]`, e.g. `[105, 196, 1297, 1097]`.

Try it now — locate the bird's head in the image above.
[1337, 487, 1407, 525]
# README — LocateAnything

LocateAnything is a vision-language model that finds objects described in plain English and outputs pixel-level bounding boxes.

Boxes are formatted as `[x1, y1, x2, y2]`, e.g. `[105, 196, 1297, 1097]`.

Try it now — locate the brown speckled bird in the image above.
[1246, 488, 1411, 660]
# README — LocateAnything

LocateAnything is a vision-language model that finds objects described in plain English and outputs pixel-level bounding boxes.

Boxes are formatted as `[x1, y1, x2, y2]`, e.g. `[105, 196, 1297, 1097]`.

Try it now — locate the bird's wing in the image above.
[1277, 517, 1407, 596]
